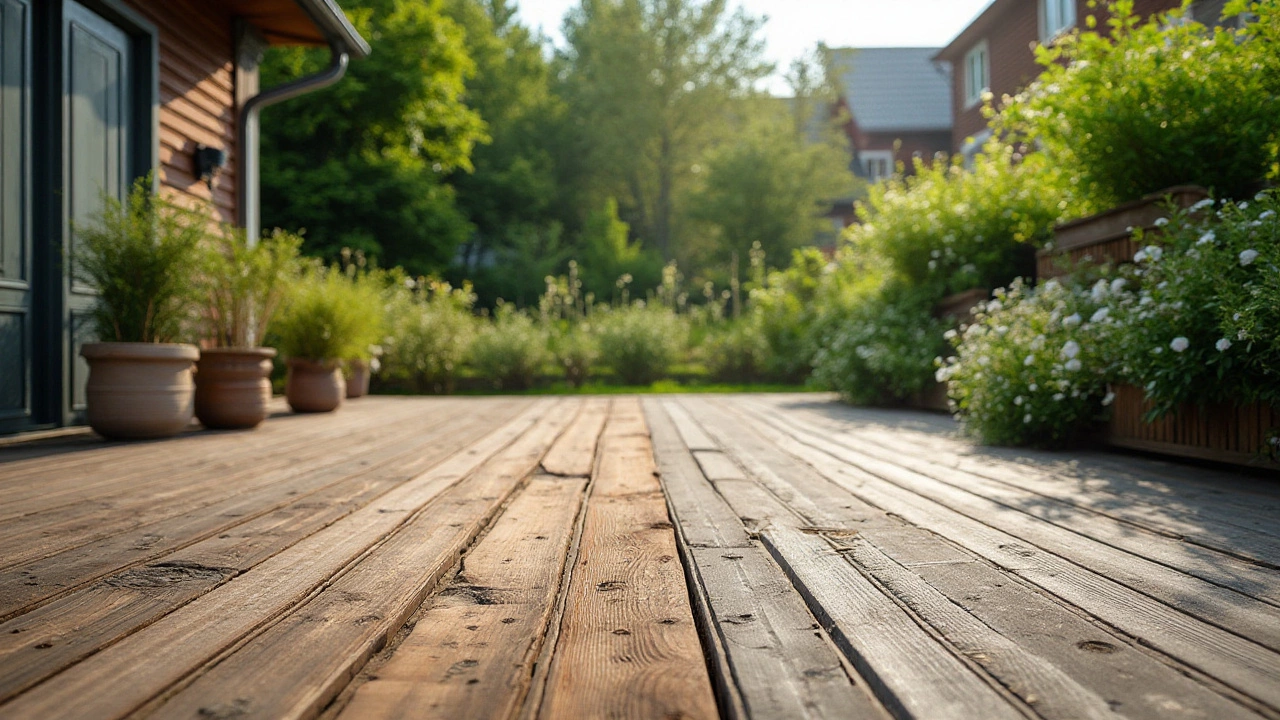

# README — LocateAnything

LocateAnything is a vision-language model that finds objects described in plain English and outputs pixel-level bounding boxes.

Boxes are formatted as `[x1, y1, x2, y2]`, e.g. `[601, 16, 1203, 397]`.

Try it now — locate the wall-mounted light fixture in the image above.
[193, 144, 227, 189]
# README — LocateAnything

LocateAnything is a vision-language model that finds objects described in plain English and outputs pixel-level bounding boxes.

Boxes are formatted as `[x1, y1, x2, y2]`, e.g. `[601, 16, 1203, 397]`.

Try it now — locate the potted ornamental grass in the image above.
[273, 262, 382, 413]
[74, 178, 204, 439]
[193, 228, 301, 429]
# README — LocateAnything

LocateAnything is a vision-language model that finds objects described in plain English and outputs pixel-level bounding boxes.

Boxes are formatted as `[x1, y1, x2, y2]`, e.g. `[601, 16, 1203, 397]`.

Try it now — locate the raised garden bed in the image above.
[1109, 385, 1279, 470]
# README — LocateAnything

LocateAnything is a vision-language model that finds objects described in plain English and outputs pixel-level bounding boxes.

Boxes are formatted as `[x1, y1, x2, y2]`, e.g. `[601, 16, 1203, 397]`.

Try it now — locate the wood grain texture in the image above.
[336, 476, 587, 720]
[540, 398, 608, 477]
[536, 399, 718, 720]
[0, 400, 560, 720]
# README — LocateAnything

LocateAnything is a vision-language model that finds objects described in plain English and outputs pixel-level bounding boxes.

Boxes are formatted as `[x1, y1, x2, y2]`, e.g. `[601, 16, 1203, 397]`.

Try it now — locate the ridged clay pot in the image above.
[195, 347, 277, 429]
[346, 358, 371, 399]
[81, 342, 199, 439]
[285, 358, 345, 413]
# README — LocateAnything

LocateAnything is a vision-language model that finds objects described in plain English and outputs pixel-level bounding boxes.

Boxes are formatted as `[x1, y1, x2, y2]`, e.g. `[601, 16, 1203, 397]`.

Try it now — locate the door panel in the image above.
[63, 0, 131, 417]
[0, 0, 33, 429]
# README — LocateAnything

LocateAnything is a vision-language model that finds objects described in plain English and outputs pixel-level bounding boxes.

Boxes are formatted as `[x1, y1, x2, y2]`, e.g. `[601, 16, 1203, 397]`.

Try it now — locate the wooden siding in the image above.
[124, 0, 237, 224]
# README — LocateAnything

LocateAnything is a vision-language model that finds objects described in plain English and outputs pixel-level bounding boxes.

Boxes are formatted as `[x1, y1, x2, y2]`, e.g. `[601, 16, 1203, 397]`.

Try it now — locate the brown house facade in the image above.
[934, 0, 1213, 158]
[0, 0, 367, 434]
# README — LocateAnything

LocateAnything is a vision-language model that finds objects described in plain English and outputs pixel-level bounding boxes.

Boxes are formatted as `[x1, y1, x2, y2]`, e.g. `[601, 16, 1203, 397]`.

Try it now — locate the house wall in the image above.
[841, 107, 951, 175]
[946, 0, 1183, 152]
[123, 0, 238, 223]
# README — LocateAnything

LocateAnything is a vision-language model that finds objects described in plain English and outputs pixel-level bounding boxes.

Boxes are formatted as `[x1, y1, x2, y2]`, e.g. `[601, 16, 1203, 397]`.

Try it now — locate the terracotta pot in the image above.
[80, 342, 200, 439]
[285, 358, 345, 413]
[346, 359, 371, 399]
[195, 347, 277, 429]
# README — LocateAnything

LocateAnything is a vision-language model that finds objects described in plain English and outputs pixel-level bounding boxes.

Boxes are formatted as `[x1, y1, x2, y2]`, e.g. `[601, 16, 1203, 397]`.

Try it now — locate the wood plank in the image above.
[0, 400, 563, 720]
[535, 399, 718, 720]
[142, 400, 581, 720]
[663, 400, 718, 451]
[0, 403, 522, 702]
[688, 546, 891, 720]
[753, 411, 1280, 712]
[693, 450, 745, 482]
[697, 397, 1270, 719]
[713, 478, 1026, 720]
[540, 398, 608, 477]
[642, 399, 751, 549]
[335, 475, 587, 720]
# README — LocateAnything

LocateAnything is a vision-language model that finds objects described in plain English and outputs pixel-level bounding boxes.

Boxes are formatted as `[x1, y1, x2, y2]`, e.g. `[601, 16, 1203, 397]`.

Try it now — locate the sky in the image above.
[514, 0, 995, 94]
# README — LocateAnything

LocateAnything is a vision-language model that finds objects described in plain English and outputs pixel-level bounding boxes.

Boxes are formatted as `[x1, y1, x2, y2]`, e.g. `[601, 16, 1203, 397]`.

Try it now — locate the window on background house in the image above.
[963, 41, 989, 108]
[1041, 0, 1076, 41]
[861, 150, 894, 182]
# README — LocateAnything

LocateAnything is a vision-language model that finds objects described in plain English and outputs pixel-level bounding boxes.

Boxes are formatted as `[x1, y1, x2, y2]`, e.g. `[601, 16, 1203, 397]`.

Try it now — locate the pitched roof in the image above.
[827, 47, 952, 133]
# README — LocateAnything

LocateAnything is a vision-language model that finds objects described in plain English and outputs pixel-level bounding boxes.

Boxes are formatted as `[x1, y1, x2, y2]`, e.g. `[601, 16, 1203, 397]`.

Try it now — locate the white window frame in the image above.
[1040, 0, 1076, 42]
[861, 150, 894, 182]
[963, 41, 989, 109]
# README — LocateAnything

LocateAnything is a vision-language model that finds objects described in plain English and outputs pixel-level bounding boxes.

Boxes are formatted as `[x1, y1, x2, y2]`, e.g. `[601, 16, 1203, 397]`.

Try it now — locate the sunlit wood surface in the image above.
[1, 394, 1278, 719]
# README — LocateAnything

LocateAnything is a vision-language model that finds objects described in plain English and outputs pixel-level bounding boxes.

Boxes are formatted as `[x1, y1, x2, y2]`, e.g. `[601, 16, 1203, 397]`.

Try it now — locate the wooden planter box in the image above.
[1037, 185, 1208, 279]
[1109, 385, 1280, 470]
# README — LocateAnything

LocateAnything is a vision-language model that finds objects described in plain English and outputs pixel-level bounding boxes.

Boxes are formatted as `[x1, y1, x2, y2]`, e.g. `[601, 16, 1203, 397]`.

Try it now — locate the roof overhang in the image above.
[223, 0, 370, 58]
[935, 0, 1006, 63]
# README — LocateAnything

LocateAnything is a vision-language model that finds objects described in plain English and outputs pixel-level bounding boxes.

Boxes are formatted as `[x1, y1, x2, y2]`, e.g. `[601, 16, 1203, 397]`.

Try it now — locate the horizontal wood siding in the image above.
[123, 0, 237, 224]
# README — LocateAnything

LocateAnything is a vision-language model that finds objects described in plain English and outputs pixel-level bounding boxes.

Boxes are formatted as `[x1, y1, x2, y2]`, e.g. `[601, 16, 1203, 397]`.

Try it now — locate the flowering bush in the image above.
[551, 324, 598, 387]
[1111, 193, 1280, 416]
[469, 306, 551, 390]
[382, 279, 477, 394]
[595, 303, 687, 385]
[812, 283, 949, 405]
[996, 0, 1280, 206]
[703, 317, 770, 383]
[939, 277, 1121, 446]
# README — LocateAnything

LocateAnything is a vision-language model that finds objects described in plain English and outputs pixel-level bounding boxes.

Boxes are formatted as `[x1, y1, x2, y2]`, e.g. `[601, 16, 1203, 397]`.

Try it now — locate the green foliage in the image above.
[577, 199, 664, 302]
[260, 0, 486, 274]
[595, 303, 687, 385]
[748, 247, 829, 381]
[847, 143, 1076, 300]
[273, 263, 385, 361]
[1110, 193, 1280, 416]
[73, 178, 205, 343]
[200, 228, 302, 347]
[702, 317, 769, 382]
[383, 279, 477, 393]
[469, 306, 550, 389]
[939, 278, 1116, 447]
[551, 324, 600, 387]
[996, 0, 1280, 206]
[810, 281, 949, 405]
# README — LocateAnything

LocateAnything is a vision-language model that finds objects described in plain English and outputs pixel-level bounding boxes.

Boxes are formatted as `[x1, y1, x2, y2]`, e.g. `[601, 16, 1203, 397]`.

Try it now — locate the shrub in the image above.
[469, 306, 550, 390]
[939, 277, 1118, 447]
[997, 0, 1280, 206]
[551, 324, 599, 387]
[73, 177, 206, 343]
[847, 143, 1077, 300]
[274, 262, 383, 361]
[383, 279, 476, 394]
[1110, 192, 1280, 416]
[811, 282, 950, 405]
[596, 303, 686, 385]
[702, 317, 770, 383]
[199, 228, 301, 347]
[749, 248, 828, 381]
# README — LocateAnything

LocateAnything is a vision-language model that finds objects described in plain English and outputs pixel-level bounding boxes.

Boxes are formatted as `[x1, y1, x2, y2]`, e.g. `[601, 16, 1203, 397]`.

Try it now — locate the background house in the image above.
[0, 0, 366, 435]
[934, 0, 1221, 161]
[824, 47, 953, 228]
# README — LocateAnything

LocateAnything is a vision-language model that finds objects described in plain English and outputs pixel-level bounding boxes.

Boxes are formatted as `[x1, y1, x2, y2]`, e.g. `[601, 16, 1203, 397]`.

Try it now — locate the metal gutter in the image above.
[292, 0, 371, 59]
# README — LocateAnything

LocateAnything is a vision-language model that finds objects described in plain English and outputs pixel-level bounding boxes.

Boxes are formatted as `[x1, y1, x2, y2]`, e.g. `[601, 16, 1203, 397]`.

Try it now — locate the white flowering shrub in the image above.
[1111, 192, 1280, 417]
[939, 278, 1121, 446]
[382, 279, 477, 394]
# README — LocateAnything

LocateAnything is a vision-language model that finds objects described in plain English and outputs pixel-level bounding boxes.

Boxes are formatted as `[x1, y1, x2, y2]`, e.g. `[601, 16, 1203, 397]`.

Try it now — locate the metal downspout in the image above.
[238, 44, 350, 242]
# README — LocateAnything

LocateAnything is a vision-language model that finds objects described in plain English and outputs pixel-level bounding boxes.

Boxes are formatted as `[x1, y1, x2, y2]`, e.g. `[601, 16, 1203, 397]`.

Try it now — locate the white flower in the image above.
[1061, 340, 1081, 359]
[1133, 248, 1147, 262]
[1053, 393, 1065, 401]
[1110, 278, 1127, 294]
[1260, 210, 1276, 221]
[1090, 307, 1110, 323]
[1216, 338, 1232, 352]
[1153, 217, 1169, 227]
[1239, 329, 1248, 340]
[1091, 279, 1108, 302]
[1024, 413, 1033, 424]
[1239, 249, 1259, 266]
[1146, 246, 1163, 261]
[1170, 337, 1190, 352]
[1029, 383, 1038, 392]
[943, 329, 958, 340]
[1063, 313, 1082, 328]
[1065, 359, 1082, 372]
[1190, 198, 1215, 212]
[1024, 355, 1035, 366]
[1197, 231, 1216, 245]
[1014, 396, 1025, 406]
[987, 299, 1003, 312]
[1102, 391, 1115, 406]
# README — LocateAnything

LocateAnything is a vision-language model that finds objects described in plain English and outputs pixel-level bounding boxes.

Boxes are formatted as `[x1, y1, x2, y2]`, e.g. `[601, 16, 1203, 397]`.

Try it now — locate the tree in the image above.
[259, 0, 487, 276]
[559, 0, 773, 260]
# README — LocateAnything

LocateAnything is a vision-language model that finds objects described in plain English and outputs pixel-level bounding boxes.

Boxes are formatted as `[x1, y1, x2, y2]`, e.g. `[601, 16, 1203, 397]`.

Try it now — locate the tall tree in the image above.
[559, 0, 772, 260]
[259, 0, 487, 276]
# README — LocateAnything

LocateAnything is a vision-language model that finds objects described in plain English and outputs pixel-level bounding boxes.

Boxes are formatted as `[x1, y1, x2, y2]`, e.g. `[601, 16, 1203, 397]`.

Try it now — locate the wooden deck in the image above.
[1, 394, 1278, 719]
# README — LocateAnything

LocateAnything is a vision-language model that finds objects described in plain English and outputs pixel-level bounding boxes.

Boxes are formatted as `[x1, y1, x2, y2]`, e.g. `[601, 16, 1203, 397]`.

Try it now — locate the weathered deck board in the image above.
[536, 399, 718, 720]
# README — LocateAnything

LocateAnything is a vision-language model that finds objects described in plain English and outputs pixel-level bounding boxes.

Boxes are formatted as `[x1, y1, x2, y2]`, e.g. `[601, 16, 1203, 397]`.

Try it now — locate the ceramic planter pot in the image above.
[80, 342, 200, 439]
[195, 347, 277, 429]
[346, 359, 371, 399]
[285, 358, 345, 413]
